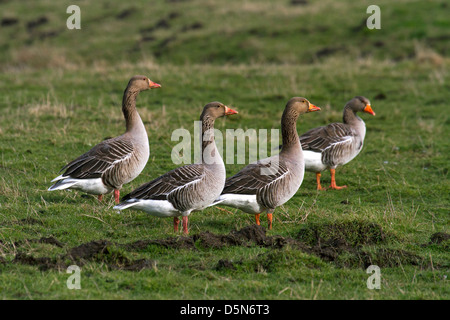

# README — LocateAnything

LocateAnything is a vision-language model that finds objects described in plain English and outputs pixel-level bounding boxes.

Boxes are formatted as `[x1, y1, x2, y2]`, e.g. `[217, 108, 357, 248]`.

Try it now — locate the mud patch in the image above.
[18, 217, 43, 225]
[429, 232, 450, 245]
[119, 259, 157, 271]
[12, 239, 156, 272]
[216, 259, 239, 271]
[374, 92, 387, 100]
[68, 240, 112, 261]
[8, 222, 436, 272]
[1, 17, 19, 27]
[296, 220, 387, 247]
[36, 236, 64, 248]
[127, 236, 195, 250]
[116, 8, 136, 20]
[13, 252, 60, 271]
[181, 22, 203, 32]
[315, 46, 345, 58]
[290, 0, 308, 5]
[26, 16, 48, 31]
[194, 225, 268, 248]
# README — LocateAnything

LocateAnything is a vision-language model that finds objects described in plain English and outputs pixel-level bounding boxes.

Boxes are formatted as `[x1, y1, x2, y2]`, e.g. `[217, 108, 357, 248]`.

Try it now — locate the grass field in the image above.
[0, 0, 449, 300]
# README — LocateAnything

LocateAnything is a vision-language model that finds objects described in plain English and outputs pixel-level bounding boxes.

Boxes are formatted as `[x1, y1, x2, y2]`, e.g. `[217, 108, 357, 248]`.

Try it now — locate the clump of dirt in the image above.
[297, 220, 387, 247]
[216, 259, 238, 271]
[194, 225, 269, 248]
[315, 46, 345, 58]
[336, 248, 424, 269]
[362, 248, 422, 268]
[11, 238, 156, 272]
[13, 252, 60, 271]
[292, 220, 393, 266]
[429, 232, 450, 245]
[374, 92, 387, 100]
[119, 259, 157, 271]
[181, 22, 203, 32]
[1, 17, 19, 27]
[8, 222, 432, 272]
[127, 236, 195, 250]
[127, 225, 273, 250]
[18, 218, 43, 225]
[116, 8, 136, 20]
[68, 240, 112, 261]
[26, 16, 48, 31]
[68, 240, 137, 268]
[290, 0, 308, 5]
[36, 236, 64, 248]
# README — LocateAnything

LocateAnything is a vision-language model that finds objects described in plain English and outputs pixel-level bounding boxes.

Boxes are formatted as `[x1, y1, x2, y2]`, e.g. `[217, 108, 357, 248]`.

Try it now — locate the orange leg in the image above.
[255, 214, 261, 226]
[267, 213, 273, 230]
[174, 217, 180, 232]
[182, 216, 189, 234]
[316, 172, 325, 191]
[329, 168, 347, 190]
[98, 194, 103, 202]
[114, 189, 120, 204]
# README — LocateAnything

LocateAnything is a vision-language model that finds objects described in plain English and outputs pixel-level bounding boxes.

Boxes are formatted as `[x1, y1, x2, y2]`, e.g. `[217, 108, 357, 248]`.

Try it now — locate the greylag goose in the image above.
[216, 97, 320, 229]
[299, 96, 375, 190]
[113, 102, 238, 234]
[48, 75, 161, 203]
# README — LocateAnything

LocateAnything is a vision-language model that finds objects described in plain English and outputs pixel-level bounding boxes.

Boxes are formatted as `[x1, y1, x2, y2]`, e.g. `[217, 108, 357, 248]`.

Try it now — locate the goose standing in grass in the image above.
[299, 96, 375, 190]
[48, 75, 161, 203]
[113, 102, 238, 234]
[216, 97, 320, 229]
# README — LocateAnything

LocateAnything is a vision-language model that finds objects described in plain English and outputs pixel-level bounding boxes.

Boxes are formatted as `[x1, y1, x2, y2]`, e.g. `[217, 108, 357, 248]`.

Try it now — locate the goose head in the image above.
[127, 75, 161, 92]
[348, 96, 375, 116]
[200, 101, 238, 120]
[285, 97, 321, 116]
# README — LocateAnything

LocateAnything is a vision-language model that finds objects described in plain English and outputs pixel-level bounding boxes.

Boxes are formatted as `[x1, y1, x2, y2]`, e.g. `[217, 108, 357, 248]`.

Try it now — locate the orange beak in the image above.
[308, 104, 321, 112]
[224, 106, 238, 115]
[149, 80, 161, 89]
[363, 104, 375, 116]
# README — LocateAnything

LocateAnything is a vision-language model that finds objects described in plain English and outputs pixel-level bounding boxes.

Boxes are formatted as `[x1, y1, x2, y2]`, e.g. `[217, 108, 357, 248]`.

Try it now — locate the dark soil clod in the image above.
[430, 232, 450, 244]
[1, 17, 19, 27]
[38, 236, 64, 248]
[68, 240, 112, 261]
[216, 259, 237, 271]
[26, 16, 48, 31]
[116, 8, 136, 20]
[290, 0, 308, 5]
[7, 223, 435, 271]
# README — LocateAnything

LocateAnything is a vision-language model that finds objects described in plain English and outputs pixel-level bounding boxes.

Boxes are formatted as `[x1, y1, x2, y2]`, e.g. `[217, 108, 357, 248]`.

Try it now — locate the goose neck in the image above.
[122, 88, 142, 132]
[343, 105, 361, 125]
[280, 109, 300, 153]
[200, 115, 222, 166]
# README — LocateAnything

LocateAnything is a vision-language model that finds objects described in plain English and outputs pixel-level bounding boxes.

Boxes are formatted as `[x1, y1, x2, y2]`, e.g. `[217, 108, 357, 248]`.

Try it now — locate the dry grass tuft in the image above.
[414, 42, 444, 66]
[3, 46, 80, 72]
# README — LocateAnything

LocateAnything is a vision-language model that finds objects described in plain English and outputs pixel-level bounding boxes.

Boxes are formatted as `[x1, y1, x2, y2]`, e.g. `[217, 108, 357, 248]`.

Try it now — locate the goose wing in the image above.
[222, 159, 290, 209]
[58, 137, 134, 180]
[122, 164, 205, 202]
[300, 123, 356, 152]
[300, 123, 358, 167]
[222, 159, 289, 194]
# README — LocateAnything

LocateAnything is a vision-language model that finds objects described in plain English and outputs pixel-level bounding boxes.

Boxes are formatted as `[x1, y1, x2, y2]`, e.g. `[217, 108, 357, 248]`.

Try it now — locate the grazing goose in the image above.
[48, 75, 161, 203]
[216, 97, 320, 229]
[113, 102, 238, 234]
[299, 96, 375, 190]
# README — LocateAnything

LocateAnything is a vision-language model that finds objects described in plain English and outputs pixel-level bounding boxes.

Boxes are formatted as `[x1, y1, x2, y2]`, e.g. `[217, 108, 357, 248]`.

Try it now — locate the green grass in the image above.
[0, 0, 449, 300]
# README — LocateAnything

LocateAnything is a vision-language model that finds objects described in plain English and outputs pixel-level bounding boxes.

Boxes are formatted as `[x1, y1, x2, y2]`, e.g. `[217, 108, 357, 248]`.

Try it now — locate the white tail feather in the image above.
[113, 200, 141, 211]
